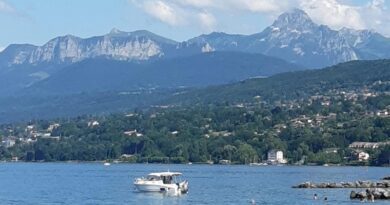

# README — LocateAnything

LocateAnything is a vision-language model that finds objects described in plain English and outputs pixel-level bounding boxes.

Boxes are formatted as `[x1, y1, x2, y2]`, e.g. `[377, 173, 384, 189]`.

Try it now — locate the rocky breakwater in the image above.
[292, 180, 390, 189]
[350, 188, 390, 200]
[293, 178, 390, 200]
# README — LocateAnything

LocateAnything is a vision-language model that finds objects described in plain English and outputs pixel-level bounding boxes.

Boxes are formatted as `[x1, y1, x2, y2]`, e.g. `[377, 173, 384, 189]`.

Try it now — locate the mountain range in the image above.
[0, 9, 389, 96]
[1, 9, 389, 69]
[0, 8, 389, 122]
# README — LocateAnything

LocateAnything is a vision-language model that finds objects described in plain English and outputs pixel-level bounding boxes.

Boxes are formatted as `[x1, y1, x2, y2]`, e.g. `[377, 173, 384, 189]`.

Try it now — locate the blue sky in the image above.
[0, 0, 389, 50]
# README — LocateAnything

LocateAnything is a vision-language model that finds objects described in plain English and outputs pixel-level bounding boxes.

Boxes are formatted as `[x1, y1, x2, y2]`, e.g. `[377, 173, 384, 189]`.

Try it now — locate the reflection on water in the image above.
[133, 192, 186, 205]
[0, 163, 388, 205]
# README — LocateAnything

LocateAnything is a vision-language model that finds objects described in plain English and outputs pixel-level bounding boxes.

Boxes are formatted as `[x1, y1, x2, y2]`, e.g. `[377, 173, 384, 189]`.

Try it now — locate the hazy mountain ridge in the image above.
[24, 51, 304, 95]
[1, 9, 389, 69]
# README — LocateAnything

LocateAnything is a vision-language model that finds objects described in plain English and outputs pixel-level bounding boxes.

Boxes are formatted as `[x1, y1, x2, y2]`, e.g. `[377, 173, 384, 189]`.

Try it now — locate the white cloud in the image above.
[171, 0, 290, 13]
[132, 0, 220, 31]
[0, 0, 14, 13]
[130, 0, 390, 36]
[198, 11, 216, 31]
[230, 0, 289, 13]
[132, 0, 291, 31]
[174, 0, 215, 8]
[299, 0, 390, 35]
[300, 0, 364, 30]
[362, 0, 390, 36]
[173, 0, 288, 13]
[142, 1, 183, 26]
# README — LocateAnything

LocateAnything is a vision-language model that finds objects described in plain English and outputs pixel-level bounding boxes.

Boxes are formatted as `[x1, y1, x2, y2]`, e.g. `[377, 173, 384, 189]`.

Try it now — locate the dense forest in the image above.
[0, 60, 389, 165]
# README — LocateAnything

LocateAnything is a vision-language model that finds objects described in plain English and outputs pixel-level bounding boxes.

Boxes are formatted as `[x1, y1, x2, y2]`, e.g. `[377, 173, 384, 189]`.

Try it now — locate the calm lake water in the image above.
[0, 163, 388, 205]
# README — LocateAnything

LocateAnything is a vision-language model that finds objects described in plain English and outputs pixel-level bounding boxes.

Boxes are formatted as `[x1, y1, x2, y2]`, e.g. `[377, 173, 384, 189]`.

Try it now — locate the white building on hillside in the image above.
[267, 150, 287, 164]
[3, 138, 16, 148]
[357, 151, 370, 161]
[88, 121, 99, 127]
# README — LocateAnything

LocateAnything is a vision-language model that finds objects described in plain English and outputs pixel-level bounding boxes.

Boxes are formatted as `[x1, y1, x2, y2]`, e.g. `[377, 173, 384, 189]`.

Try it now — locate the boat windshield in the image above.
[173, 175, 183, 183]
[146, 175, 161, 181]
[162, 175, 183, 184]
[162, 176, 173, 184]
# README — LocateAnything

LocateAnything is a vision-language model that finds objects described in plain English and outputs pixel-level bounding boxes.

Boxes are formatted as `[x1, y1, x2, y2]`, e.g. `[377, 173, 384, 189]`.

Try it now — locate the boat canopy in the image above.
[148, 172, 182, 177]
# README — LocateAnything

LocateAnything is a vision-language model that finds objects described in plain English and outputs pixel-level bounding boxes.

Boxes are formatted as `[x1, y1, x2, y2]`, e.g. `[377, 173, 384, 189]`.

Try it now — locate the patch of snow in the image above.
[350, 51, 358, 60]
[293, 47, 305, 56]
[290, 29, 301, 34]
[201, 43, 215, 53]
[271, 26, 280, 32]
[29, 71, 50, 80]
[280, 44, 288, 48]
[353, 36, 362, 46]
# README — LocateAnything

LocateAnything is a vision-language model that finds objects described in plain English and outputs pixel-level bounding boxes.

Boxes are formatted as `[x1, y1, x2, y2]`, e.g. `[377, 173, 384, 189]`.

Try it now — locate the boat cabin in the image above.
[147, 172, 182, 184]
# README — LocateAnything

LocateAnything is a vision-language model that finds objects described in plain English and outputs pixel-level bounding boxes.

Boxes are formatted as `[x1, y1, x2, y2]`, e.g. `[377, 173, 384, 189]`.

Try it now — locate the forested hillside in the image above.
[1, 60, 389, 165]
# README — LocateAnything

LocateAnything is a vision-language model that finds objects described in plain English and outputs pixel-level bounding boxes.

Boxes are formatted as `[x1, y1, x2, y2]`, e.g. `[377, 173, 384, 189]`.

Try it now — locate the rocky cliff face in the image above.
[178, 9, 389, 68]
[1, 9, 389, 69]
[1, 29, 177, 67]
[181, 9, 366, 68]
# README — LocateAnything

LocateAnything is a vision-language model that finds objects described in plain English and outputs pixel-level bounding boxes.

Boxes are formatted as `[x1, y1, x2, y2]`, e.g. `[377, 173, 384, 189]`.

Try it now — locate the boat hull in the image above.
[134, 184, 165, 192]
[134, 182, 188, 194]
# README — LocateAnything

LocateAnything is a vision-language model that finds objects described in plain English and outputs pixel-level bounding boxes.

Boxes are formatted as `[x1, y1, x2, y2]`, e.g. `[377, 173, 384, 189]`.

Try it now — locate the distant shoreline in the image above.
[1, 160, 388, 167]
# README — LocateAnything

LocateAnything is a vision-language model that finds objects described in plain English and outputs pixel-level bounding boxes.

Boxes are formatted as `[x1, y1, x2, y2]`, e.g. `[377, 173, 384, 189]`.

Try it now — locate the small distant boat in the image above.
[134, 172, 189, 195]
[103, 162, 111, 166]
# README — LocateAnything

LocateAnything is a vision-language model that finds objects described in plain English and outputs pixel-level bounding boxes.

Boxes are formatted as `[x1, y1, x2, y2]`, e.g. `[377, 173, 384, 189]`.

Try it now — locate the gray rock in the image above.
[350, 191, 357, 199]
[383, 190, 390, 199]
[293, 180, 390, 189]
[351, 188, 390, 200]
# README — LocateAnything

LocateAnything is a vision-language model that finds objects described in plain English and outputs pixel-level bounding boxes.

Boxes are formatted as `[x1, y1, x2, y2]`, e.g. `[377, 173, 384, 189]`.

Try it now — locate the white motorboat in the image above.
[134, 172, 188, 194]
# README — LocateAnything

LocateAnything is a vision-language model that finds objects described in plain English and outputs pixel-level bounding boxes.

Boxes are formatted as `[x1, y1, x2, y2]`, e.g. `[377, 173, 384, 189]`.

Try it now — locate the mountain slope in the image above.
[168, 59, 390, 104]
[340, 28, 390, 59]
[0, 59, 387, 123]
[25, 51, 304, 94]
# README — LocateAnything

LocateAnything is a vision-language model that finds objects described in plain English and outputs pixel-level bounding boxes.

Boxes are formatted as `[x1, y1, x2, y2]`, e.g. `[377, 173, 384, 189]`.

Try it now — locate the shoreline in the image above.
[1, 160, 389, 167]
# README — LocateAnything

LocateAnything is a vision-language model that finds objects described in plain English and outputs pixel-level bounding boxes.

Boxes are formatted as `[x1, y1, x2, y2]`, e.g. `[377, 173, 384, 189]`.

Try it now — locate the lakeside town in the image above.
[1, 78, 389, 165]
